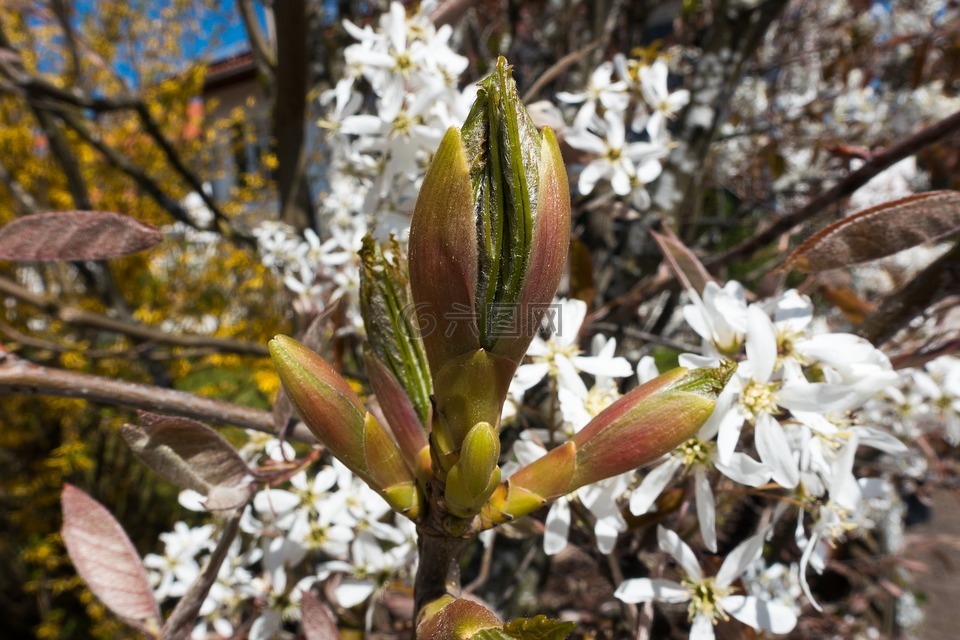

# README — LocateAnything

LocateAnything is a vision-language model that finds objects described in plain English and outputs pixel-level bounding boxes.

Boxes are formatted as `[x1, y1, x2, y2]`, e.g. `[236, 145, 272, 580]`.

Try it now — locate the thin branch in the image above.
[0, 160, 38, 212]
[0, 351, 314, 441]
[50, 105, 218, 235]
[429, 0, 483, 28]
[598, 108, 960, 319]
[522, 40, 600, 104]
[707, 108, 960, 267]
[237, 0, 277, 75]
[592, 0, 625, 68]
[134, 103, 232, 232]
[858, 241, 960, 346]
[0, 275, 270, 357]
[160, 510, 243, 639]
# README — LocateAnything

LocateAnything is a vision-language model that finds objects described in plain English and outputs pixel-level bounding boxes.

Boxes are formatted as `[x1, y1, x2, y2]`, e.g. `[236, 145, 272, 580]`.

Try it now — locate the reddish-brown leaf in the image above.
[61, 484, 160, 629]
[650, 227, 716, 295]
[120, 413, 252, 510]
[0, 210, 162, 261]
[784, 191, 960, 273]
[301, 591, 340, 640]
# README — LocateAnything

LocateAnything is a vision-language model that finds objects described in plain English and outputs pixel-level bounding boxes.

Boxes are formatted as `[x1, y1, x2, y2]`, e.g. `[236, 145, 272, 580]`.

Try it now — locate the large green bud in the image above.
[408, 56, 570, 461]
[481, 362, 737, 527]
[269, 335, 423, 519]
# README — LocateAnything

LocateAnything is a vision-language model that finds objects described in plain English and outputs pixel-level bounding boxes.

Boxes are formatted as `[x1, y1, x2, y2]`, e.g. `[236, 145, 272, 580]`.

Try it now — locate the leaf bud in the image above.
[443, 421, 502, 518]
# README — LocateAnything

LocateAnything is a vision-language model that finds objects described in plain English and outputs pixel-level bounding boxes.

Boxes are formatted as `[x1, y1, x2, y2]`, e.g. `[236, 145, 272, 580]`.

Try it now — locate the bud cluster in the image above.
[270, 57, 734, 539]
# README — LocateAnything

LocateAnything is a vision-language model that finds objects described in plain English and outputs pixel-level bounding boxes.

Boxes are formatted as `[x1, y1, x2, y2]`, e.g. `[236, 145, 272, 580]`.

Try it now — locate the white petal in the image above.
[614, 578, 689, 604]
[773, 289, 812, 333]
[559, 298, 588, 344]
[746, 305, 778, 383]
[249, 610, 282, 640]
[682, 304, 713, 343]
[573, 354, 633, 378]
[636, 356, 660, 384]
[594, 515, 622, 555]
[510, 362, 550, 396]
[722, 595, 798, 634]
[796, 333, 878, 366]
[850, 426, 908, 454]
[610, 165, 632, 196]
[340, 114, 385, 136]
[716, 409, 745, 465]
[689, 613, 716, 640]
[695, 469, 717, 552]
[755, 414, 799, 488]
[776, 382, 858, 413]
[603, 110, 626, 147]
[510, 439, 547, 468]
[336, 579, 376, 608]
[630, 457, 683, 515]
[556, 355, 589, 398]
[565, 128, 607, 155]
[715, 452, 770, 487]
[798, 533, 824, 612]
[716, 531, 765, 588]
[657, 525, 702, 581]
[544, 499, 571, 556]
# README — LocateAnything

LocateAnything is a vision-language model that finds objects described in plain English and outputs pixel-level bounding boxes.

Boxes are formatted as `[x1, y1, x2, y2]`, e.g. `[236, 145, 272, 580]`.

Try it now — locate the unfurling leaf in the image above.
[359, 235, 433, 426]
[120, 413, 253, 510]
[61, 484, 161, 632]
[0, 210, 162, 261]
[783, 190, 960, 273]
[416, 596, 502, 639]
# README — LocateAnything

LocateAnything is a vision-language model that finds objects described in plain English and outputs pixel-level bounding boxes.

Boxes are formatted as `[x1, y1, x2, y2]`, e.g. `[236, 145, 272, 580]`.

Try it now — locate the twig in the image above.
[160, 510, 243, 639]
[237, 0, 277, 74]
[463, 531, 496, 594]
[605, 546, 638, 633]
[598, 108, 960, 319]
[592, 0, 625, 69]
[708, 108, 960, 267]
[429, 0, 483, 28]
[522, 40, 601, 104]
[134, 103, 233, 233]
[0, 351, 314, 441]
[0, 276, 270, 357]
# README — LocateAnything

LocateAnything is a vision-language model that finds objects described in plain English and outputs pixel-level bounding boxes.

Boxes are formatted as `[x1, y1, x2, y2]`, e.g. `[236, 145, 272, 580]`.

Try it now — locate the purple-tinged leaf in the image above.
[365, 351, 429, 477]
[61, 484, 161, 631]
[650, 227, 715, 296]
[302, 591, 340, 640]
[120, 413, 252, 509]
[784, 190, 960, 273]
[0, 211, 162, 261]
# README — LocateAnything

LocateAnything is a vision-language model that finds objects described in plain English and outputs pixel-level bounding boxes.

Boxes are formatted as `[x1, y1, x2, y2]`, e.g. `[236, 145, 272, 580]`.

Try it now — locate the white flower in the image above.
[615, 526, 797, 639]
[682, 281, 748, 355]
[639, 59, 690, 141]
[511, 297, 632, 399]
[510, 440, 630, 555]
[556, 61, 629, 128]
[913, 356, 960, 445]
[566, 110, 667, 197]
[629, 444, 769, 552]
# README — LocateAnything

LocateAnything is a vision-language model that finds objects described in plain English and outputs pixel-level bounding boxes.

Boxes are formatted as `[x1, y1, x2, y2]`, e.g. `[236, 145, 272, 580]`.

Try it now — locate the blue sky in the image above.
[45, 1, 263, 85]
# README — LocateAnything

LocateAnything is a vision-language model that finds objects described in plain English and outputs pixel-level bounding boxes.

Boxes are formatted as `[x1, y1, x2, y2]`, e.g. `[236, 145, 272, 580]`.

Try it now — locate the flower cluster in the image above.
[559, 55, 686, 211]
